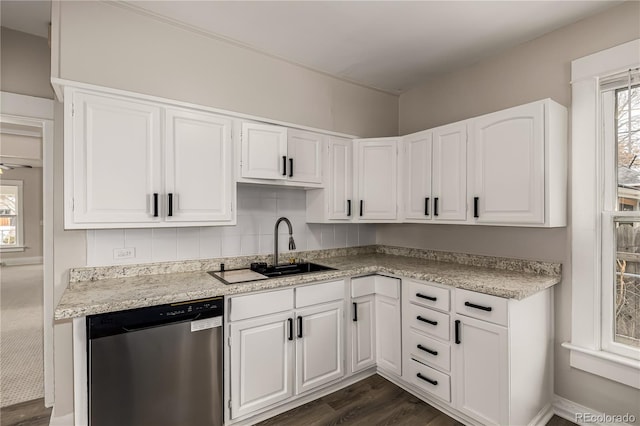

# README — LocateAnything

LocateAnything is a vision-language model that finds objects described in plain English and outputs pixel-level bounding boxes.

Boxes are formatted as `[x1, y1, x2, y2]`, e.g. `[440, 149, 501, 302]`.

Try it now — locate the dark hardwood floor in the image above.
[257, 375, 578, 426]
[0, 378, 578, 426]
[0, 398, 51, 426]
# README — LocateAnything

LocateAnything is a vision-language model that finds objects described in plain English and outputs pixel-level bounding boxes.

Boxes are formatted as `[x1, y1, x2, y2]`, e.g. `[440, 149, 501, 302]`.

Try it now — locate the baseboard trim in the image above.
[529, 403, 554, 426]
[553, 395, 636, 425]
[48, 411, 71, 426]
[0, 256, 43, 266]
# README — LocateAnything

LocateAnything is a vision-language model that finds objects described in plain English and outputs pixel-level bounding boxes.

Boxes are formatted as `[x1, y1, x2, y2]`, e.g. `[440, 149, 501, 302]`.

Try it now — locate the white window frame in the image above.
[0, 179, 25, 252]
[563, 39, 640, 389]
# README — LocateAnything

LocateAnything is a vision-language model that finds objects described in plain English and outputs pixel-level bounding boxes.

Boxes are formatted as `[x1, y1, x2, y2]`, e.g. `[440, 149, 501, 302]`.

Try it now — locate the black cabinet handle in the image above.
[455, 320, 461, 344]
[153, 193, 159, 217]
[417, 344, 438, 356]
[353, 302, 358, 322]
[360, 200, 364, 217]
[416, 373, 438, 386]
[434, 197, 439, 216]
[168, 193, 173, 217]
[347, 200, 351, 216]
[282, 156, 287, 176]
[416, 316, 437, 326]
[416, 293, 437, 301]
[297, 315, 303, 338]
[465, 301, 493, 312]
[425, 197, 430, 216]
[474, 197, 479, 218]
[289, 158, 293, 178]
[287, 318, 293, 341]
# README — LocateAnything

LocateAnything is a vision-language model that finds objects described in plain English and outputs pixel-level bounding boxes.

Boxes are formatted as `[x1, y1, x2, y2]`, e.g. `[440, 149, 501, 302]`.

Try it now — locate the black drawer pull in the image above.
[455, 320, 461, 344]
[297, 315, 303, 338]
[282, 156, 287, 176]
[465, 301, 492, 312]
[168, 193, 173, 217]
[347, 200, 351, 216]
[353, 302, 358, 322]
[289, 158, 293, 178]
[434, 197, 439, 216]
[153, 193, 159, 217]
[416, 293, 437, 301]
[416, 316, 437, 326]
[424, 197, 429, 216]
[473, 196, 479, 218]
[416, 373, 438, 386]
[287, 318, 293, 341]
[417, 344, 438, 356]
[360, 200, 364, 217]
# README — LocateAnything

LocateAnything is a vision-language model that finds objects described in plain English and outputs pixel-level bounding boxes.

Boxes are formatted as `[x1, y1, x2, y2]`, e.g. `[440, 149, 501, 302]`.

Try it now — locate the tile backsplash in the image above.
[87, 185, 376, 266]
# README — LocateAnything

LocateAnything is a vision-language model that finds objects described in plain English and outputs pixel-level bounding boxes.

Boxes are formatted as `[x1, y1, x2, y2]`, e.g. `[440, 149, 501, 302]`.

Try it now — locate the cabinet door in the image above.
[355, 138, 399, 221]
[165, 108, 233, 223]
[376, 294, 402, 375]
[472, 102, 544, 224]
[328, 137, 353, 220]
[241, 122, 287, 180]
[229, 312, 294, 419]
[70, 91, 161, 225]
[403, 130, 432, 221]
[454, 315, 508, 426]
[432, 122, 467, 221]
[351, 295, 376, 373]
[295, 301, 344, 394]
[287, 129, 323, 184]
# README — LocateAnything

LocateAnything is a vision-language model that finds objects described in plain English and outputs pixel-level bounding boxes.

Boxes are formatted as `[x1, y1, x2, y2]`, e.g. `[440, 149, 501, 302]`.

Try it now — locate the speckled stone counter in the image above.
[54, 246, 561, 320]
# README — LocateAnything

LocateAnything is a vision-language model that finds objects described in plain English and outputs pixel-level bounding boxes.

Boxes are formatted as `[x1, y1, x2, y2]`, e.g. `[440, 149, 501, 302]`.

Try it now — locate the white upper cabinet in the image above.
[240, 122, 288, 180]
[402, 130, 433, 221]
[470, 99, 567, 226]
[432, 122, 468, 222]
[64, 87, 235, 229]
[287, 129, 323, 184]
[165, 108, 233, 223]
[306, 137, 353, 222]
[239, 122, 324, 187]
[354, 138, 399, 221]
[68, 90, 162, 226]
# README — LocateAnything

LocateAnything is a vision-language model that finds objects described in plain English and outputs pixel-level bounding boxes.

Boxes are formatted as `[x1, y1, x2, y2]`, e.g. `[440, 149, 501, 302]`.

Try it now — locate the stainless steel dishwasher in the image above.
[87, 297, 223, 426]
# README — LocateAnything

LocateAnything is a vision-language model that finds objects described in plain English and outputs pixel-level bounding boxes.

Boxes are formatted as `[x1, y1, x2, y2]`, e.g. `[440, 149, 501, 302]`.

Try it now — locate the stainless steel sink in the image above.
[256, 262, 335, 278]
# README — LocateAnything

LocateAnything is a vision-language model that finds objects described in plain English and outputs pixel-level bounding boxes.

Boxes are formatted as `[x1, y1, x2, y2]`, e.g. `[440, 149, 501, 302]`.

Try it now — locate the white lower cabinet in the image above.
[226, 281, 345, 422]
[350, 275, 402, 376]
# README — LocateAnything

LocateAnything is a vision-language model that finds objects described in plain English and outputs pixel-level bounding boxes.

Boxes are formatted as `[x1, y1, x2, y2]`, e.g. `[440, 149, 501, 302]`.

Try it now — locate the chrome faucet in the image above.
[274, 217, 296, 266]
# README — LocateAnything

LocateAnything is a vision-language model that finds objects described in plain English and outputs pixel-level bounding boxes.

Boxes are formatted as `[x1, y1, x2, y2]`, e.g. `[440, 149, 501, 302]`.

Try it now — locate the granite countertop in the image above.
[54, 246, 561, 320]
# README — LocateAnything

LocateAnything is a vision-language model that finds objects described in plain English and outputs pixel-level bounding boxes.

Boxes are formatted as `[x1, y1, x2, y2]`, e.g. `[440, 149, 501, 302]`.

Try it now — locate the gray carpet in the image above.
[0, 264, 44, 407]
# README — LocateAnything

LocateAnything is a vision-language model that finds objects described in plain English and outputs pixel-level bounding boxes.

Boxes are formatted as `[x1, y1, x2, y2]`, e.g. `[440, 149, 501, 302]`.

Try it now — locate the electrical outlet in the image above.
[113, 248, 135, 259]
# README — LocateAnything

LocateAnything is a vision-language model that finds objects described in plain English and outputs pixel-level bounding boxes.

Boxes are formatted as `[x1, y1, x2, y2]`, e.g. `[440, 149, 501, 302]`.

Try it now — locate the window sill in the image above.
[0, 246, 26, 253]
[562, 342, 640, 389]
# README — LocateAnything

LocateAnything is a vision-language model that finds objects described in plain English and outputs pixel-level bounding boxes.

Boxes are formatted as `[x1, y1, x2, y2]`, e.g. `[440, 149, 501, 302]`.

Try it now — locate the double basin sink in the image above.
[208, 262, 335, 285]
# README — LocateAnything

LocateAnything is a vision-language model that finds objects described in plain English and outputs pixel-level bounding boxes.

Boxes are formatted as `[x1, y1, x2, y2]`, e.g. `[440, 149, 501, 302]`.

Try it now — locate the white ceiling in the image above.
[1, 0, 622, 93]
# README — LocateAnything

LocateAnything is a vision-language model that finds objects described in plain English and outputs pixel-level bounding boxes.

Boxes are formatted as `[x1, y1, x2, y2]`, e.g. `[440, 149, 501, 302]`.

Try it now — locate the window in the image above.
[602, 76, 640, 358]
[566, 39, 640, 390]
[0, 180, 24, 252]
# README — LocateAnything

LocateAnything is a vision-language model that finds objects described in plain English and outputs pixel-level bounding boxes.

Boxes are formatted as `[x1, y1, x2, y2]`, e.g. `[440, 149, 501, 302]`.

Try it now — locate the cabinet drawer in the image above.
[296, 280, 345, 308]
[375, 276, 400, 299]
[455, 288, 508, 326]
[351, 276, 375, 298]
[407, 303, 450, 341]
[406, 330, 450, 372]
[407, 280, 450, 312]
[229, 288, 294, 322]
[406, 359, 451, 402]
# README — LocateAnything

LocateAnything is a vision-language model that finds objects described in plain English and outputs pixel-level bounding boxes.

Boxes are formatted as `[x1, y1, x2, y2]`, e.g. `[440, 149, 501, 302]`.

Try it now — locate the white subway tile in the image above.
[90, 229, 125, 266]
[334, 225, 347, 248]
[241, 235, 260, 255]
[321, 224, 336, 249]
[358, 224, 376, 245]
[177, 228, 200, 260]
[200, 228, 222, 259]
[347, 224, 359, 247]
[124, 229, 152, 262]
[222, 236, 241, 257]
[307, 224, 322, 250]
[152, 228, 178, 261]
[259, 234, 274, 257]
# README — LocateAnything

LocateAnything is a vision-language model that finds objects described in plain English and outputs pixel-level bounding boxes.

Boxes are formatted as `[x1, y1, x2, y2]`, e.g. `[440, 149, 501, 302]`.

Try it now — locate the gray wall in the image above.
[0, 27, 54, 99]
[57, 1, 398, 138]
[380, 1, 640, 417]
[0, 167, 43, 261]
